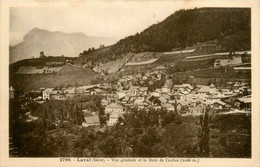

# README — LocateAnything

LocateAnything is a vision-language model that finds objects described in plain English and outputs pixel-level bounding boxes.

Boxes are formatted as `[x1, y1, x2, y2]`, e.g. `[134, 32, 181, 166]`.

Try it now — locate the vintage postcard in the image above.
[0, 1, 260, 167]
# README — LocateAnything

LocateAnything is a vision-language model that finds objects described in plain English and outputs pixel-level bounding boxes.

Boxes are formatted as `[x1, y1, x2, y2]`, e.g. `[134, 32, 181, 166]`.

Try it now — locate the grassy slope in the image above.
[11, 65, 102, 92]
[96, 53, 133, 74]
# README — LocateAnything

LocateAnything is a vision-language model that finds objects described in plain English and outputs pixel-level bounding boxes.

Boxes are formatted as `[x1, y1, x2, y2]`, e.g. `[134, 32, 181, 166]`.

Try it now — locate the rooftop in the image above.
[177, 100, 189, 106]
[162, 103, 174, 108]
[84, 115, 100, 124]
[106, 103, 123, 109]
[140, 87, 148, 91]
[212, 100, 226, 106]
[43, 88, 54, 93]
[238, 96, 251, 103]
[197, 86, 210, 93]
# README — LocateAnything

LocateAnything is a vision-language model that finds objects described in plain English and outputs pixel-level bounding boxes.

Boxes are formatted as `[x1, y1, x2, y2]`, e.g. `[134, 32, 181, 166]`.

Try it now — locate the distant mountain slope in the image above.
[9, 28, 118, 64]
[78, 8, 250, 67]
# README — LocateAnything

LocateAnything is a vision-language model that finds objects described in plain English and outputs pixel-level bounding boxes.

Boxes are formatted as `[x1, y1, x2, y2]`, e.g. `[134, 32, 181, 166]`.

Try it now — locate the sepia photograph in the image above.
[2, 1, 258, 164]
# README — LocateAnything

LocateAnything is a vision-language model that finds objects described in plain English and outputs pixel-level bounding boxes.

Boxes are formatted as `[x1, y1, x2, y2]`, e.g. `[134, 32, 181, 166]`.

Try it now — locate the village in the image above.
[10, 61, 251, 128]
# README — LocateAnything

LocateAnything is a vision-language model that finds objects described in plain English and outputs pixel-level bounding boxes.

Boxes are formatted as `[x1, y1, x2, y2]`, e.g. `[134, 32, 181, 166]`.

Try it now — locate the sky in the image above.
[10, 2, 190, 46]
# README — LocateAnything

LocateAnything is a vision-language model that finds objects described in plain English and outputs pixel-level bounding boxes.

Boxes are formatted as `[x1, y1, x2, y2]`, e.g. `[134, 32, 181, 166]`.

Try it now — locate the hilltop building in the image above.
[39, 51, 46, 58]
[214, 56, 242, 67]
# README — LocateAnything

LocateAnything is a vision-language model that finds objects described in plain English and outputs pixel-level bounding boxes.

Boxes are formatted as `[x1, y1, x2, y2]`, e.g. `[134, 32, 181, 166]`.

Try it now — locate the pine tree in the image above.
[174, 95, 178, 113]
[198, 105, 210, 157]
[43, 108, 48, 129]
[76, 105, 79, 125]
[61, 108, 64, 123]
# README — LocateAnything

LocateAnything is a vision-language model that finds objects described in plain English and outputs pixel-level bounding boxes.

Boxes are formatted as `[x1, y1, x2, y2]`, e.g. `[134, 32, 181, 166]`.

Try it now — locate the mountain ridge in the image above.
[10, 28, 119, 64]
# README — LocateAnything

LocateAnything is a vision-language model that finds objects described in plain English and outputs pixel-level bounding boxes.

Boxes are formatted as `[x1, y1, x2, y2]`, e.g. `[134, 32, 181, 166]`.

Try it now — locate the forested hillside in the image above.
[79, 8, 250, 65]
[110, 8, 250, 53]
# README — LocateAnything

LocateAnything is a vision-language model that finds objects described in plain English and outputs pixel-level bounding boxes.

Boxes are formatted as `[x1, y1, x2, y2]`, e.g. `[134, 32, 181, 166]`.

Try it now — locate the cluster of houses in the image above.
[13, 68, 251, 128]
[79, 77, 251, 127]
[113, 81, 250, 114]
